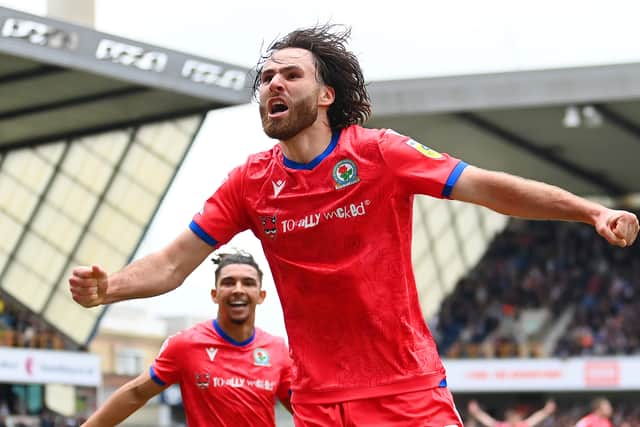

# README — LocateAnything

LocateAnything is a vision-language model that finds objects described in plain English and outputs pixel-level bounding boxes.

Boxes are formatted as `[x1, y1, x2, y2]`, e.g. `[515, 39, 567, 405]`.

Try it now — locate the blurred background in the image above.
[0, 0, 639, 425]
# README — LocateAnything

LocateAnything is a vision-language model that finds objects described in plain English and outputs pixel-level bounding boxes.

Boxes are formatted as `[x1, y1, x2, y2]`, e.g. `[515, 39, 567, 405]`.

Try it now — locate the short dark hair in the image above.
[253, 23, 371, 130]
[211, 251, 263, 285]
[591, 397, 609, 412]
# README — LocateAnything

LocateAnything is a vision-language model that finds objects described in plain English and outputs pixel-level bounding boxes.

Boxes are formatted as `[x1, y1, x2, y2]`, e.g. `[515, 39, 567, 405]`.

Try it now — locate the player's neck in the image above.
[215, 317, 255, 343]
[279, 121, 333, 164]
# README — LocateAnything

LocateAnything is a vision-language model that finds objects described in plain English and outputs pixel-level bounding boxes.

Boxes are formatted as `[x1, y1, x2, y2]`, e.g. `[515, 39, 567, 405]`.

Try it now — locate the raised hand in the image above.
[69, 265, 109, 307]
[595, 209, 639, 247]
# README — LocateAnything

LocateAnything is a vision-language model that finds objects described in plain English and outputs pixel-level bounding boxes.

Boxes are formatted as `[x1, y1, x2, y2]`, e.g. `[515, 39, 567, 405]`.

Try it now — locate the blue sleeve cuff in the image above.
[149, 366, 166, 386]
[442, 161, 468, 198]
[189, 220, 219, 246]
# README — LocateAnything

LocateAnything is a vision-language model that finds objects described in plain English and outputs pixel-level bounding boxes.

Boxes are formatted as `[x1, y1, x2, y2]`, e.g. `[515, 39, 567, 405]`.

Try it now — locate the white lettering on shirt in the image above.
[210, 376, 274, 391]
[280, 200, 371, 233]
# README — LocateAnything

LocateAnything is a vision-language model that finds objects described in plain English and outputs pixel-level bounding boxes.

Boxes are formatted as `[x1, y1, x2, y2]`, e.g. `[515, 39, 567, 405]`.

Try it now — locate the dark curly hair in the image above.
[253, 24, 371, 130]
[211, 250, 263, 285]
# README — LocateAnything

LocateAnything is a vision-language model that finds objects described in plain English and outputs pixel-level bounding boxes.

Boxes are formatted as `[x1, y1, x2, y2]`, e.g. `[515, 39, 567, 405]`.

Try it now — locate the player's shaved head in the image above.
[591, 397, 612, 417]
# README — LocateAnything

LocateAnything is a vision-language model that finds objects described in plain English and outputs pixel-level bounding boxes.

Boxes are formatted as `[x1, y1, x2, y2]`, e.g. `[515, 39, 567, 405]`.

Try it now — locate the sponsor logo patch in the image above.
[206, 347, 218, 362]
[405, 139, 443, 159]
[259, 215, 277, 238]
[272, 179, 285, 197]
[279, 200, 371, 233]
[195, 373, 210, 389]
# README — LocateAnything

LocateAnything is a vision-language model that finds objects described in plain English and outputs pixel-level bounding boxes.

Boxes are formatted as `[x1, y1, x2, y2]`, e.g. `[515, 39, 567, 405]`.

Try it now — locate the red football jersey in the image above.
[191, 125, 468, 403]
[576, 414, 614, 427]
[151, 320, 292, 427]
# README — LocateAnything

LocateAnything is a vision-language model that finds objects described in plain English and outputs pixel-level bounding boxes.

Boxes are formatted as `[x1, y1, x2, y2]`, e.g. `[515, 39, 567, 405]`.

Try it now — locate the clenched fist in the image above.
[69, 265, 109, 307]
[595, 209, 639, 247]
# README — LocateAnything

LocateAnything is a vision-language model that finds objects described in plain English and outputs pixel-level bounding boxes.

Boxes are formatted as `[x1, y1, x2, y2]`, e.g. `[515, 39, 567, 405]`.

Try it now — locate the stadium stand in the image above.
[0, 293, 87, 426]
[462, 397, 640, 427]
[0, 4, 250, 425]
[435, 215, 640, 360]
[0, 4, 250, 348]
[0, 294, 68, 351]
[3, 2, 640, 425]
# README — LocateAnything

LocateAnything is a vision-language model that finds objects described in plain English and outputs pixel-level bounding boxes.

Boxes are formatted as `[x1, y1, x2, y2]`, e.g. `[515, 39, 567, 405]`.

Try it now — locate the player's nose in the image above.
[231, 280, 246, 293]
[268, 74, 285, 92]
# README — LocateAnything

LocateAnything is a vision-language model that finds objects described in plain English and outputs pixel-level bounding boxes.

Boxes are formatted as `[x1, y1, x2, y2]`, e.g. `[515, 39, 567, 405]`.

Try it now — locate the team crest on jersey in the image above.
[332, 159, 360, 189]
[253, 348, 271, 366]
[405, 139, 443, 159]
[259, 215, 277, 238]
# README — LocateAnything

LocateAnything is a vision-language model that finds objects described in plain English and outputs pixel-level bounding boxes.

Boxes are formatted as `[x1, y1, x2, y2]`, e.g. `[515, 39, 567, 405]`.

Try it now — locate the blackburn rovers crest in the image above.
[332, 159, 360, 189]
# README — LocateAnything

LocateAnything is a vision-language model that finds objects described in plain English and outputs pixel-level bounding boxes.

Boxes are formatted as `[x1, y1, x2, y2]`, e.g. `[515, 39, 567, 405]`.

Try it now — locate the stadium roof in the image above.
[4, 4, 640, 345]
[368, 63, 640, 199]
[0, 6, 251, 346]
[0, 6, 251, 152]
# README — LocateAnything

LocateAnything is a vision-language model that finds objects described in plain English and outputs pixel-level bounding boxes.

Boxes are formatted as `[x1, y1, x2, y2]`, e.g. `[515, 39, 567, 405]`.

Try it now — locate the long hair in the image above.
[253, 24, 371, 130]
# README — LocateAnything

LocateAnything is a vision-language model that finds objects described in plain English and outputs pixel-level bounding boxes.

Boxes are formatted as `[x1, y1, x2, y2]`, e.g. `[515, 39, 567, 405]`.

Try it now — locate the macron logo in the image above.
[272, 179, 285, 197]
[206, 347, 218, 362]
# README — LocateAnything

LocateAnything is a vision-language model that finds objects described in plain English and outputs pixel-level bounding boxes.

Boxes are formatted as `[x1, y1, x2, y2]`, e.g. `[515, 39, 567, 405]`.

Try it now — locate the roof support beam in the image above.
[594, 104, 640, 146]
[0, 106, 219, 153]
[0, 86, 148, 121]
[455, 111, 628, 195]
[0, 65, 65, 84]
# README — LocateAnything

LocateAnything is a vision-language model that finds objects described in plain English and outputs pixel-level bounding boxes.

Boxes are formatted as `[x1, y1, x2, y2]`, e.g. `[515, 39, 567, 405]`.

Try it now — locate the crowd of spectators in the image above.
[0, 409, 85, 427]
[0, 387, 86, 427]
[0, 295, 82, 427]
[462, 398, 640, 427]
[0, 296, 69, 350]
[433, 213, 640, 358]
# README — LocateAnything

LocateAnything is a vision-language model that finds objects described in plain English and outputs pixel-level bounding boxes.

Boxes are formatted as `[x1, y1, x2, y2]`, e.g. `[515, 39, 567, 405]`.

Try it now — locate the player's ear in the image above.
[211, 288, 219, 303]
[257, 289, 266, 305]
[318, 85, 335, 108]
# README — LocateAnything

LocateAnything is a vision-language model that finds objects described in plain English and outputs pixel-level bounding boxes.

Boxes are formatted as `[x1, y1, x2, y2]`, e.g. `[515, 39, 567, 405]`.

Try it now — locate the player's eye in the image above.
[220, 279, 235, 287]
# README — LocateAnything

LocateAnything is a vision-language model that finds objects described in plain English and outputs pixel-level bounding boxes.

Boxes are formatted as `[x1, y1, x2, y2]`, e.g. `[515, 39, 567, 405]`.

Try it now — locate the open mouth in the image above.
[229, 301, 248, 308]
[268, 99, 289, 118]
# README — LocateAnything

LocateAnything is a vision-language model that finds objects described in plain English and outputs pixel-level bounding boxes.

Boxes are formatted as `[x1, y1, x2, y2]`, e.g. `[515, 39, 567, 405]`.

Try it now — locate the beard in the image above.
[259, 92, 319, 140]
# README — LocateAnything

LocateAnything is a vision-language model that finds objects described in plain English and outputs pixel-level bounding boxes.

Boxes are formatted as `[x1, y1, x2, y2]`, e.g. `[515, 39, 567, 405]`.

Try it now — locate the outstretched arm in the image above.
[451, 166, 639, 247]
[82, 370, 166, 427]
[69, 228, 212, 307]
[468, 400, 497, 427]
[524, 400, 556, 427]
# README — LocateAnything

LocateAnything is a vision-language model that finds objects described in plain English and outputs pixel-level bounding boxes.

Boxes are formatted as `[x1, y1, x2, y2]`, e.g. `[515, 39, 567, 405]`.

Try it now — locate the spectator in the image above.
[467, 399, 556, 427]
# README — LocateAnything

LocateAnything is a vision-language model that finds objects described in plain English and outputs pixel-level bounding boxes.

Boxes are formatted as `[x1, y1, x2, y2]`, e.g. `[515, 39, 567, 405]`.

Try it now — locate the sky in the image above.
[4, 0, 640, 339]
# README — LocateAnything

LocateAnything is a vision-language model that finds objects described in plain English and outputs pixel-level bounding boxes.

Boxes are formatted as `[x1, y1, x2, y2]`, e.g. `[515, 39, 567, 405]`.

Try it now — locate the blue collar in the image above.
[282, 129, 341, 170]
[213, 319, 255, 347]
